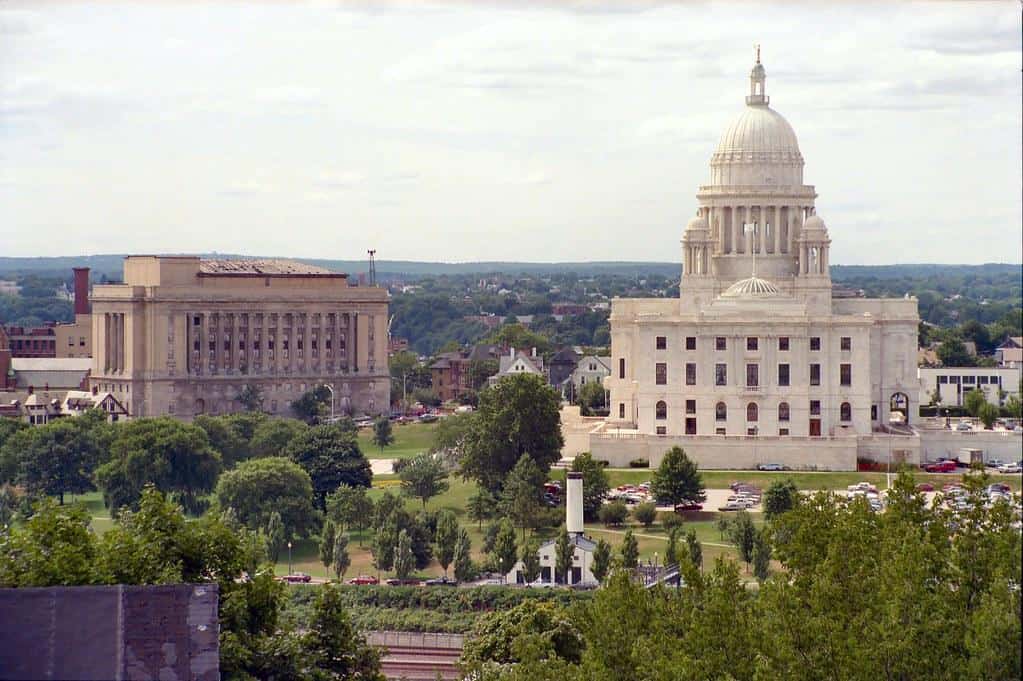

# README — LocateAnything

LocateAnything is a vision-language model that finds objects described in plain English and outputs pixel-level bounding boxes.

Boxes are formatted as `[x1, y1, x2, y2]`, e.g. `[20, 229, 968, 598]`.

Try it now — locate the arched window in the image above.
[840, 402, 852, 422]
[778, 402, 790, 422]
[656, 400, 667, 420]
[715, 402, 727, 421]
[746, 402, 759, 422]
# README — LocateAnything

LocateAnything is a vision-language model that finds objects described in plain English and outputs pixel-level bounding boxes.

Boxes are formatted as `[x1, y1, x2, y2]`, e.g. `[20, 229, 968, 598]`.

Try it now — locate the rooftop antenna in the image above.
[367, 249, 377, 286]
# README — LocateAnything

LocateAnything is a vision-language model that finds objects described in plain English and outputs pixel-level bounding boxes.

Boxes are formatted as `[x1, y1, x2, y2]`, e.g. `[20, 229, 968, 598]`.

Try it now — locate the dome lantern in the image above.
[746, 45, 768, 106]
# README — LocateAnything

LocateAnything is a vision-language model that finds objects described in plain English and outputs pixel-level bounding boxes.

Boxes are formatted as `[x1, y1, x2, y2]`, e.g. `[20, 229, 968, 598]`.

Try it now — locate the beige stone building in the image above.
[89, 256, 389, 419]
[592, 55, 921, 471]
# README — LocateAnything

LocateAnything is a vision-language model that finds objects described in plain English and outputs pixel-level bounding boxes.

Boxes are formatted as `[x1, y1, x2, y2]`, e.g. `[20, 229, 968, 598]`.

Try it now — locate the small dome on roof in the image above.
[686, 215, 709, 231]
[803, 215, 827, 232]
[721, 275, 781, 299]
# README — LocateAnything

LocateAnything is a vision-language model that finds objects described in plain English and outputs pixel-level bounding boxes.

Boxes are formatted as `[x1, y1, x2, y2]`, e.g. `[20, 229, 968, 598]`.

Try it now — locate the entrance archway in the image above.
[890, 392, 909, 425]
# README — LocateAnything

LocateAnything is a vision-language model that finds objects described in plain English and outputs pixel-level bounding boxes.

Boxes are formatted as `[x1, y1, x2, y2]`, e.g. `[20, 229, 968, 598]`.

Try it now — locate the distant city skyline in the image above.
[1, 1, 1020, 265]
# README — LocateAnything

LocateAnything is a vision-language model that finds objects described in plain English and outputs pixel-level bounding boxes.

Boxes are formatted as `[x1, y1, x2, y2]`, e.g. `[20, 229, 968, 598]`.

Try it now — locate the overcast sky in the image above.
[1, 1, 1020, 264]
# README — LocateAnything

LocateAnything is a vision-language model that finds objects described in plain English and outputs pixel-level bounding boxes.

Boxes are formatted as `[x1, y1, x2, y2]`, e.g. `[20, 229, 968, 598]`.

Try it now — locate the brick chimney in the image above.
[73, 267, 90, 315]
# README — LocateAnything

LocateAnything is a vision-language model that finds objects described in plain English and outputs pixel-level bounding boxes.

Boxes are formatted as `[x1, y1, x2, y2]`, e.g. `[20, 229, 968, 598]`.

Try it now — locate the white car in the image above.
[955, 421, 972, 432]
[997, 463, 1022, 474]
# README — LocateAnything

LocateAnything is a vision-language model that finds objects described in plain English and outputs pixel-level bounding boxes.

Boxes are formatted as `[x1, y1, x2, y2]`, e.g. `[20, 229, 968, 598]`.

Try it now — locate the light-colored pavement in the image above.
[371, 459, 396, 475]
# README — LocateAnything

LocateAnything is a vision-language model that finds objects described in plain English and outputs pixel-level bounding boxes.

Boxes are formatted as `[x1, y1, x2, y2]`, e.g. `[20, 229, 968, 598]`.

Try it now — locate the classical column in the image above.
[352, 312, 359, 374]
[731, 206, 739, 254]
[198, 312, 207, 376]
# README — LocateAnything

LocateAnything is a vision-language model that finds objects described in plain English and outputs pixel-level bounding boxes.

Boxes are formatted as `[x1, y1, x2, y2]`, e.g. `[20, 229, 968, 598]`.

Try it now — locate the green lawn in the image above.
[359, 422, 437, 460]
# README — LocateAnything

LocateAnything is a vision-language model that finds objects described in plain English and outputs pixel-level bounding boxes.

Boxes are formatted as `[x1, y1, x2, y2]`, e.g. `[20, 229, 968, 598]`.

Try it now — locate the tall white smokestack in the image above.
[566, 472, 583, 536]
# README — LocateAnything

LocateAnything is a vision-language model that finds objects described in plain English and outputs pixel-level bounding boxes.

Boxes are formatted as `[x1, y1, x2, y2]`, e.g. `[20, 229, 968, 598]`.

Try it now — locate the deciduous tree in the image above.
[332, 533, 350, 581]
[453, 528, 474, 583]
[372, 417, 394, 452]
[494, 518, 519, 581]
[763, 478, 799, 520]
[501, 454, 545, 540]
[215, 457, 319, 539]
[632, 502, 657, 529]
[460, 373, 564, 492]
[521, 538, 541, 583]
[569, 453, 609, 520]
[651, 446, 704, 507]
[398, 453, 449, 508]
[554, 526, 574, 584]
[393, 529, 415, 580]
[285, 424, 372, 509]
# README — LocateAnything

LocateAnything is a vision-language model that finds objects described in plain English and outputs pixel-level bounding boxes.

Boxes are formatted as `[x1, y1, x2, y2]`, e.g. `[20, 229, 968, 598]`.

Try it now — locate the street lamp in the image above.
[322, 384, 335, 422]
[287, 541, 293, 576]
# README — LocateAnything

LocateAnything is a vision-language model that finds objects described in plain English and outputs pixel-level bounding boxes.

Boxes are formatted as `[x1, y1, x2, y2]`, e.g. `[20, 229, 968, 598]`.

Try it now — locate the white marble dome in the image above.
[708, 61, 805, 187]
[720, 275, 781, 298]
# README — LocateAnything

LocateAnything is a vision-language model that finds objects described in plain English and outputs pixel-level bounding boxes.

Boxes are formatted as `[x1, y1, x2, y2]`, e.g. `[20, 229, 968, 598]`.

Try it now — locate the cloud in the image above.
[218, 180, 274, 198]
[314, 170, 366, 189]
[906, 20, 1018, 56]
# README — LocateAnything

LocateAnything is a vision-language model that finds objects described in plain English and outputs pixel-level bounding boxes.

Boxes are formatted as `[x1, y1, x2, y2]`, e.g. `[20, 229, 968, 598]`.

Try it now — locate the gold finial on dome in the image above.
[755, 43, 760, 64]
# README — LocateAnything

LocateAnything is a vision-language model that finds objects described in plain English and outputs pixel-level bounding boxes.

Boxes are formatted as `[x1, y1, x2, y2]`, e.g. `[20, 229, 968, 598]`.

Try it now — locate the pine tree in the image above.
[685, 529, 703, 572]
[266, 511, 285, 564]
[620, 529, 639, 569]
[332, 532, 350, 581]
[665, 528, 680, 567]
[394, 529, 415, 580]
[319, 519, 336, 578]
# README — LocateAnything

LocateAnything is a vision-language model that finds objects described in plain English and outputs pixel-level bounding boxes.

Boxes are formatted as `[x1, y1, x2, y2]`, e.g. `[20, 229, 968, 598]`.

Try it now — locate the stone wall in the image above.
[589, 431, 857, 470]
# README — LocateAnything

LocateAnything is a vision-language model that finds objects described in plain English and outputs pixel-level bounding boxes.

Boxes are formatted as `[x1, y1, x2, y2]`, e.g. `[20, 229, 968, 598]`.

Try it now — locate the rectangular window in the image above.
[778, 336, 789, 351]
[810, 363, 821, 386]
[619, 358, 625, 379]
[963, 375, 975, 384]
[685, 337, 696, 351]
[715, 363, 727, 386]
[810, 337, 821, 351]
[840, 336, 851, 351]
[810, 400, 821, 415]
[715, 427, 726, 435]
[655, 363, 667, 385]
[840, 363, 852, 386]
[685, 363, 696, 386]
[779, 428, 789, 436]
[715, 337, 727, 351]
[685, 417, 697, 435]
[656, 426, 667, 435]
[778, 363, 790, 387]
[685, 399, 696, 414]
[979, 376, 989, 384]
[619, 403, 625, 419]
[871, 405, 878, 420]
[938, 375, 948, 384]
[746, 363, 759, 387]
[747, 337, 758, 351]
[656, 336, 667, 350]
[193, 316, 201, 326]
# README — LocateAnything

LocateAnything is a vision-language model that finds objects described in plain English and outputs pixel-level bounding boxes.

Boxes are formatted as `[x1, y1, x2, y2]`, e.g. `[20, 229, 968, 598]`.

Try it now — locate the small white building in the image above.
[505, 472, 600, 586]
[919, 366, 1021, 407]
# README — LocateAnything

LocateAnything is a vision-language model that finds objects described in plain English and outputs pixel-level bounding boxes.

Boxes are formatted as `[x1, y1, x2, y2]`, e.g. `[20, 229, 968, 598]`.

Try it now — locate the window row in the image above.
[652, 400, 854, 424]
[655, 362, 851, 387]
[654, 336, 852, 352]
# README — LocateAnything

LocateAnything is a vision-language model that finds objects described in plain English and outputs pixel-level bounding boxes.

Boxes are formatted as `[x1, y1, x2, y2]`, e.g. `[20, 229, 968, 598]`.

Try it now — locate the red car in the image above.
[347, 575, 379, 585]
[923, 461, 956, 473]
[915, 483, 935, 492]
[675, 501, 704, 513]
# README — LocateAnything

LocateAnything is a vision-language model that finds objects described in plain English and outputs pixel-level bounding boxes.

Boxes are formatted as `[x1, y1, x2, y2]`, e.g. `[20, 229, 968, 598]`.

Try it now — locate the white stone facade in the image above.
[592, 56, 920, 471]
[919, 366, 1021, 407]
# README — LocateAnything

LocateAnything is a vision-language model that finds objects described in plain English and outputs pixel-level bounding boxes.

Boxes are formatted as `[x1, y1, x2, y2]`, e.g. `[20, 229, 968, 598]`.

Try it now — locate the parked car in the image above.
[955, 421, 972, 432]
[718, 500, 752, 511]
[424, 576, 456, 587]
[987, 483, 1012, 494]
[923, 461, 956, 473]
[757, 463, 787, 471]
[347, 575, 379, 585]
[385, 578, 421, 586]
[915, 482, 935, 492]
[997, 463, 1022, 474]
[847, 482, 878, 494]
[418, 413, 439, 423]
[280, 573, 311, 583]
[985, 459, 1005, 469]
[675, 501, 704, 513]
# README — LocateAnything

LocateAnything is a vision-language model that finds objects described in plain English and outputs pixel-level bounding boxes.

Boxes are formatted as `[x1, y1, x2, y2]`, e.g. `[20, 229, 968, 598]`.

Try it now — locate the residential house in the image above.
[488, 347, 545, 386]
[548, 347, 581, 391]
[995, 337, 1023, 369]
[564, 355, 611, 401]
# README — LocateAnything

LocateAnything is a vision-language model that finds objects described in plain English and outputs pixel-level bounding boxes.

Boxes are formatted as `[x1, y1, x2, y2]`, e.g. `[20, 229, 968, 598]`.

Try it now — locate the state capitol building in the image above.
[593, 55, 920, 471]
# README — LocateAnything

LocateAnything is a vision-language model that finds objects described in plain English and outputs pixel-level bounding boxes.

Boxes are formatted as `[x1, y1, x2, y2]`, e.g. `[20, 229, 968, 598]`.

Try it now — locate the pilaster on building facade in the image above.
[89, 256, 389, 419]
[596, 53, 920, 471]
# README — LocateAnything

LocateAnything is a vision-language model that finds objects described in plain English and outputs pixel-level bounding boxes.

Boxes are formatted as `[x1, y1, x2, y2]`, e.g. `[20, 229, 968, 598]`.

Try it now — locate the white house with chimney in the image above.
[488, 347, 545, 387]
[505, 472, 599, 586]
